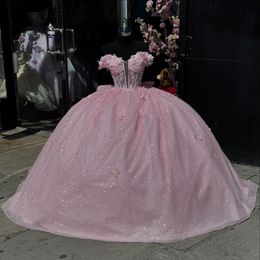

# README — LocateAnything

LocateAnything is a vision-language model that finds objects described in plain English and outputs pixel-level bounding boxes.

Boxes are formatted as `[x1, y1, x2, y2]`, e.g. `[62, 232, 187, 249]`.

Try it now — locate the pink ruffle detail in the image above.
[128, 52, 154, 73]
[135, 51, 154, 66]
[98, 54, 123, 75]
[98, 51, 154, 75]
[98, 55, 112, 70]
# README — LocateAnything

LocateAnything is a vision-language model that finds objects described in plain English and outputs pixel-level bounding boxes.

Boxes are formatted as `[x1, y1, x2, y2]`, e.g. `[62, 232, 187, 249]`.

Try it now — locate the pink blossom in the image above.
[160, 23, 165, 28]
[146, 0, 153, 8]
[135, 1, 180, 69]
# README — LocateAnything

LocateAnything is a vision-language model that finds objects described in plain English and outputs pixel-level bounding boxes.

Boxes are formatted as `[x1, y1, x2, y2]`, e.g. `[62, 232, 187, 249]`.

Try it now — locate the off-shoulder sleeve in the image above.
[138, 51, 154, 66]
[98, 55, 112, 70]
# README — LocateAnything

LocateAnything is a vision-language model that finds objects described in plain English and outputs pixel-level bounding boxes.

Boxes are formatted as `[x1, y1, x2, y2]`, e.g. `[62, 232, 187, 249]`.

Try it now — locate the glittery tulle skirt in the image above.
[1, 86, 258, 242]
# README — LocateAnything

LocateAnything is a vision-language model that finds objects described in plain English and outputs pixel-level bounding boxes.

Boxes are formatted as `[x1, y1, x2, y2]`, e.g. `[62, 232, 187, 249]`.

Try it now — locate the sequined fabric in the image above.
[1, 52, 258, 242]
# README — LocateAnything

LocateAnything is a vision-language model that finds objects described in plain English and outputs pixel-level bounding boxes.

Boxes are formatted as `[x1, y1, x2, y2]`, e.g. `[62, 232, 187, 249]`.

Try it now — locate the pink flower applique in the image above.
[143, 52, 154, 66]
[98, 55, 112, 70]
[128, 51, 154, 73]
[98, 54, 123, 75]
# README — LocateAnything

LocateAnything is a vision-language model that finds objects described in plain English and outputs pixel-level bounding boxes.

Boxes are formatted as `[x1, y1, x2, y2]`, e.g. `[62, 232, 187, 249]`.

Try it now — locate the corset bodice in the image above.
[98, 51, 153, 88]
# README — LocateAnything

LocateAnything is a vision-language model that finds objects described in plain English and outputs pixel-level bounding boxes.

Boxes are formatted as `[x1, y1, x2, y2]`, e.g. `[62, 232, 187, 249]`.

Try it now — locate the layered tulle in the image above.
[1, 86, 258, 242]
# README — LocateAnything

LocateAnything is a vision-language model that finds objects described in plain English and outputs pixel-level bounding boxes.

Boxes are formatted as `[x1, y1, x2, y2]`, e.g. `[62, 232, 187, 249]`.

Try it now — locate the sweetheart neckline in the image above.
[102, 51, 150, 62]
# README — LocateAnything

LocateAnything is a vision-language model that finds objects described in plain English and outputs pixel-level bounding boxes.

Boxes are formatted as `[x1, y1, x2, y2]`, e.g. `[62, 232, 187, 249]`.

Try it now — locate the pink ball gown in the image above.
[1, 51, 258, 242]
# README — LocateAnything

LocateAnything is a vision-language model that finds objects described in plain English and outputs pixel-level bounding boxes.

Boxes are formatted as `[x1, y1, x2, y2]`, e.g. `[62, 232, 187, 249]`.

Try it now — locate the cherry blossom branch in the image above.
[136, 0, 180, 69]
